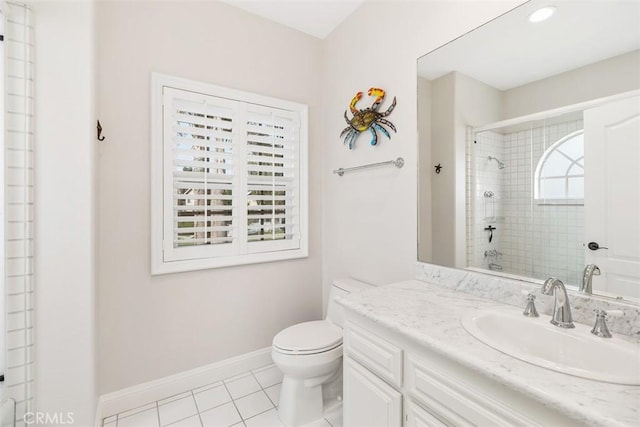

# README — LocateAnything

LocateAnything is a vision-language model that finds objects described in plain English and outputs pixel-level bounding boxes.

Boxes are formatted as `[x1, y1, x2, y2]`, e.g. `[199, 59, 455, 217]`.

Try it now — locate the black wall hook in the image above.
[97, 120, 106, 142]
[434, 163, 442, 174]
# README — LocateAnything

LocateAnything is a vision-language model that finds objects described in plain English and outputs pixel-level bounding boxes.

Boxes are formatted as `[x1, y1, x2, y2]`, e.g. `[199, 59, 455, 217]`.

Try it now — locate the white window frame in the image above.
[151, 73, 309, 274]
[534, 129, 585, 205]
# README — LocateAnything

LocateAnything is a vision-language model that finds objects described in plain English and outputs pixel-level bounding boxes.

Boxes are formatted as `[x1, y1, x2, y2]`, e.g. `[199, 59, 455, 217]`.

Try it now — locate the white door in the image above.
[584, 95, 640, 298]
[343, 357, 402, 427]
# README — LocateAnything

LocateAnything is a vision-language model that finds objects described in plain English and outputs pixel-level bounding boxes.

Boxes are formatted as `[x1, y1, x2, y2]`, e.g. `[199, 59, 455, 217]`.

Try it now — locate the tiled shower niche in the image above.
[468, 116, 584, 287]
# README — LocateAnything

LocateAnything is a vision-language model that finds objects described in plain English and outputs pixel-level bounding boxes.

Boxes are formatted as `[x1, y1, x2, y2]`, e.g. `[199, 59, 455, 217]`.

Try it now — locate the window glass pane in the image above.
[568, 162, 584, 176]
[535, 129, 584, 201]
[540, 177, 565, 199]
[557, 133, 583, 159]
[247, 187, 289, 242]
[541, 152, 570, 177]
[567, 177, 584, 199]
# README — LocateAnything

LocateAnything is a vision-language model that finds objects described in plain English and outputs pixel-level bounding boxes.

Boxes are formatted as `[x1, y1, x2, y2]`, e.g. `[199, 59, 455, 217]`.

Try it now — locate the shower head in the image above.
[488, 156, 506, 169]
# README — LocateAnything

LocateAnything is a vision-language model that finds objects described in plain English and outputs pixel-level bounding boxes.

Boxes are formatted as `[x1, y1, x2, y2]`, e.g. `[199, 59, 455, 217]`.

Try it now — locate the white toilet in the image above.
[271, 278, 373, 427]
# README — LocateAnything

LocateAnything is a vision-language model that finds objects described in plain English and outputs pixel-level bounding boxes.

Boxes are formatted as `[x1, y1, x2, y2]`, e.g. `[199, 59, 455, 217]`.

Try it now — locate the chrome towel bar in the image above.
[333, 157, 404, 177]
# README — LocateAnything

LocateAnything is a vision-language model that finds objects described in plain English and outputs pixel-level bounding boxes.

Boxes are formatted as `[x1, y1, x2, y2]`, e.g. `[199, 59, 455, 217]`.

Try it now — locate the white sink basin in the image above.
[461, 308, 640, 385]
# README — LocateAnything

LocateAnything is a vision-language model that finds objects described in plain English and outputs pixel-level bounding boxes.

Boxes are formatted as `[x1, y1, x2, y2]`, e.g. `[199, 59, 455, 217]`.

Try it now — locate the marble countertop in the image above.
[337, 279, 640, 427]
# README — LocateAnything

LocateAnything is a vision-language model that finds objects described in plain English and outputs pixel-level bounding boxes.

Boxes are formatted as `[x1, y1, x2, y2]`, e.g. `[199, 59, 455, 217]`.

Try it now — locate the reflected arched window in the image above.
[534, 130, 584, 200]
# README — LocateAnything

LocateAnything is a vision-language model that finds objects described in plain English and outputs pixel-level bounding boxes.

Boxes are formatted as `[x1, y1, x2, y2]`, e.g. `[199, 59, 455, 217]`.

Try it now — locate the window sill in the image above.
[535, 199, 584, 206]
[151, 247, 309, 275]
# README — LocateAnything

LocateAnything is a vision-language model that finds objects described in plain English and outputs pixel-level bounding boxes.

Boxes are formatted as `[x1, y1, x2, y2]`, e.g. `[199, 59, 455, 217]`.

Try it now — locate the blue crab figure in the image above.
[340, 87, 397, 149]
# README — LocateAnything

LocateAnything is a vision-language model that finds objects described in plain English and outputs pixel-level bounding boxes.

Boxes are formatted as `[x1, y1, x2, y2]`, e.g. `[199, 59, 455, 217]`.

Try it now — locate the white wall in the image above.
[418, 70, 504, 268]
[322, 1, 523, 305]
[417, 77, 431, 262]
[429, 73, 455, 267]
[503, 49, 640, 118]
[453, 73, 503, 266]
[96, 1, 323, 394]
[33, 1, 97, 425]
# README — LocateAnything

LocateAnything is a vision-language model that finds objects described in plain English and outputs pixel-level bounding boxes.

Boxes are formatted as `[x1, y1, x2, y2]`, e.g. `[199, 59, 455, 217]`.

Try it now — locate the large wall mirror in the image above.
[417, 0, 640, 301]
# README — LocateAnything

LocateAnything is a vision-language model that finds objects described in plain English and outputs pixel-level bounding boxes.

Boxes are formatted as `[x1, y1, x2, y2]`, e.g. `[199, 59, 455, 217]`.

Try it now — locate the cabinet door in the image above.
[344, 357, 402, 427]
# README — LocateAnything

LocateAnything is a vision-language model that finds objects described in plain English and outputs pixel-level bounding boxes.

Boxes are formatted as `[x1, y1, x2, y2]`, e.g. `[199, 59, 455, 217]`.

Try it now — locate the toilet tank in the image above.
[326, 278, 374, 328]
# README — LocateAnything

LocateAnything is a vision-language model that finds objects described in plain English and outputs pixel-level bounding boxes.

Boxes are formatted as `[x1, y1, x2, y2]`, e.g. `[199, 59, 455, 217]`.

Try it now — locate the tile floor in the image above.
[102, 364, 342, 427]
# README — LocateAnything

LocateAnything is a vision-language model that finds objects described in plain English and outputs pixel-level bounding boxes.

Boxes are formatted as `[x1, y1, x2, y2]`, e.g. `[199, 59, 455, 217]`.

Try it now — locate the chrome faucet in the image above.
[541, 278, 575, 328]
[580, 264, 601, 294]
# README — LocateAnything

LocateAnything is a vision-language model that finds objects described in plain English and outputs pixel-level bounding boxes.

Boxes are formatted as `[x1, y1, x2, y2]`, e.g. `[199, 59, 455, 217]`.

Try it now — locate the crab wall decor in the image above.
[340, 87, 397, 149]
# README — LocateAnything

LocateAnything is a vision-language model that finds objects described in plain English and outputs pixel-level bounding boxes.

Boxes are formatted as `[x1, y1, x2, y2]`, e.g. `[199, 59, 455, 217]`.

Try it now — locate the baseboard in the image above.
[94, 347, 272, 426]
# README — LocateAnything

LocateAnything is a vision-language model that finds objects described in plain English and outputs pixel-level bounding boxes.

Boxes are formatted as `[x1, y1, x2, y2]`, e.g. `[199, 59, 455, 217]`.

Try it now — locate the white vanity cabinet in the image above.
[343, 312, 582, 427]
[343, 321, 404, 426]
[343, 357, 402, 427]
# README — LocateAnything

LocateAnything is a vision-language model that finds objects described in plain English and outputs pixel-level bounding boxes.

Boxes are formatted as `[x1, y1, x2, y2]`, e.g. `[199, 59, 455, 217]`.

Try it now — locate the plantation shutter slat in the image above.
[163, 88, 238, 259]
[4, 2, 36, 416]
[160, 84, 303, 264]
[245, 105, 300, 252]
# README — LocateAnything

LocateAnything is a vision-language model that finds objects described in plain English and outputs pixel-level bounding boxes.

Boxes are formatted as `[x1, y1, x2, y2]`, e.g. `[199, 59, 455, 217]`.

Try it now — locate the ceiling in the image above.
[221, 0, 640, 89]
[417, 0, 640, 90]
[220, 0, 366, 39]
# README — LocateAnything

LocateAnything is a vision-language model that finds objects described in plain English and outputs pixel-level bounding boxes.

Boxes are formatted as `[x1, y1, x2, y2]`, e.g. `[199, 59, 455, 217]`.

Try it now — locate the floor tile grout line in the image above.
[190, 390, 205, 427]
[262, 386, 278, 409]
[108, 364, 289, 427]
[249, 366, 276, 388]
[194, 387, 274, 424]
[192, 380, 224, 395]
[192, 391, 235, 416]
[157, 390, 196, 407]
[115, 389, 191, 420]
[103, 366, 273, 415]
[230, 388, 273, 423]
[222, 380, 246, 425]
[241, 406, 279, 424]
[248, 369, 279, 408]
[223, 388, 265, 402]
[114, 402, 160, 422]
[159, 394, 201, 427]
[224, 373, 274, 402]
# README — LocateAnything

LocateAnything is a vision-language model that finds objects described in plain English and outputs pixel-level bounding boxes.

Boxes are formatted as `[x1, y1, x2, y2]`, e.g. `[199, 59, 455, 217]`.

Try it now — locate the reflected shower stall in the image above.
[467, 111, 585, 286]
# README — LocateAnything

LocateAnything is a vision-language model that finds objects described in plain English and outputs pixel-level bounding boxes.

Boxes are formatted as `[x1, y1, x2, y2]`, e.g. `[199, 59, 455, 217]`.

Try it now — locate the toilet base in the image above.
[277, 376, 323, 427]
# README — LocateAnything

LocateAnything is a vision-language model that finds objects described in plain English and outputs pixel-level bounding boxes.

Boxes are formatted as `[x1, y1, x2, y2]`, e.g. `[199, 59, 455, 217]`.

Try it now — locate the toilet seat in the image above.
[273, 320, 342, 355]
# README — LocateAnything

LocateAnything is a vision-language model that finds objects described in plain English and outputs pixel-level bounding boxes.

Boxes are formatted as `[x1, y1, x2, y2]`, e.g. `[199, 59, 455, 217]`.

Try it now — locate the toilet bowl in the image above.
[271, 278, 373, 427]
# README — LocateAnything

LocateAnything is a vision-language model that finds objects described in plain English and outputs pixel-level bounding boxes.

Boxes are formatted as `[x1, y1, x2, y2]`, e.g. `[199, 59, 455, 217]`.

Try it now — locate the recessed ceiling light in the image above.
[528, 6, 556, 23]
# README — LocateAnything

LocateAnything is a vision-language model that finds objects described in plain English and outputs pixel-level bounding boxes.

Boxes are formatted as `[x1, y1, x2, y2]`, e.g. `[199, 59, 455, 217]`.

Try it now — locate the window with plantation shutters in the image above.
[151, 74, 308, 274]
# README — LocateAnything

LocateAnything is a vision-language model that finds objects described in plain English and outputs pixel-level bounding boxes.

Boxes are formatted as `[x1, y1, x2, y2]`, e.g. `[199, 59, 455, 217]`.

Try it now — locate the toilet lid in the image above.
[273, 321, 342, 354]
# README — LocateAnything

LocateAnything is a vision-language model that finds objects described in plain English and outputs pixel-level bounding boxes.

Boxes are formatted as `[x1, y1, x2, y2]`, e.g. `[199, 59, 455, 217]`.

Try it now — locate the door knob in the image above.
[587, 241, 608, 251]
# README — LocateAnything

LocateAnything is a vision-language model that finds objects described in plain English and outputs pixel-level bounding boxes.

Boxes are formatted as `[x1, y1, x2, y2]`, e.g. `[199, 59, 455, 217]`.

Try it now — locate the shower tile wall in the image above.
[521, 119, 584, 286]
[469, 130, 504, 270]
[470, 119, 584, 287]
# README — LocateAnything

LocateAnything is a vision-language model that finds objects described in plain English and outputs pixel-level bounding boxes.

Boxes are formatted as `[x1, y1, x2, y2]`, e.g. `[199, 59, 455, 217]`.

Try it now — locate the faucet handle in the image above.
[522, 292, 539, 318]
[591, 309, 624, 338]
